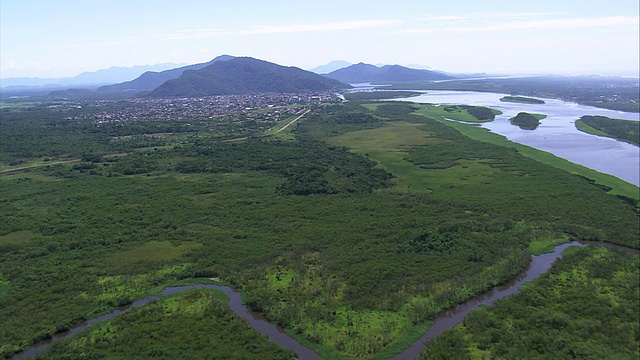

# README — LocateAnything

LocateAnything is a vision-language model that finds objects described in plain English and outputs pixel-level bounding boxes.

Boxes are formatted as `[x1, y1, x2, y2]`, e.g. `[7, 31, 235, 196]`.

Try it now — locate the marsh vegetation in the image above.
[1, 98, 637, 359]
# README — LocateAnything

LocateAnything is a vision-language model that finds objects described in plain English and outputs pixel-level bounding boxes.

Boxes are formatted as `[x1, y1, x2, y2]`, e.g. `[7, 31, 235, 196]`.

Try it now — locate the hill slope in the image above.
[148, 57, 348, 97]
[97, 55, 235, 92]
[325, 62, 454, 83]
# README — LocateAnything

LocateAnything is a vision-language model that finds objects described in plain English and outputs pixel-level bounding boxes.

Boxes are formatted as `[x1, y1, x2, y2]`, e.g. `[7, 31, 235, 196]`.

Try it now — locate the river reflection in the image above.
[391, 91, 640, 186]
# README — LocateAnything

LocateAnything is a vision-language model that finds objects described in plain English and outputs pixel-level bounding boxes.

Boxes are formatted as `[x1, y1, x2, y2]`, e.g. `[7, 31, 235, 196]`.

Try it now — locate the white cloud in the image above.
[162, 29, 231, 41]
[421, 12, 559, 21]
[240, 19, 403, 35]
[448, 16, 639, 32]
[110, 20, 403, 44]
[395, 16, 639, 34]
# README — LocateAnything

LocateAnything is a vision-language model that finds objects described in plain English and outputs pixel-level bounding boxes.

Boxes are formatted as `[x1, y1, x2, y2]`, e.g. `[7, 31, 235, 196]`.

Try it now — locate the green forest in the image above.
[420, 246, 639, 359]
[510, 112, 547, 130]
[41, 289, 297, 359]
[0, 98, 638, 359]
[576, 115, 640, 146]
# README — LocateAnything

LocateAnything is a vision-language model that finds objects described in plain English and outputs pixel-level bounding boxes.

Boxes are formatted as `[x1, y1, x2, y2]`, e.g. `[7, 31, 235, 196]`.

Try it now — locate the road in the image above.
[274, 109, 310, 134]
[0, 153, 128, 177]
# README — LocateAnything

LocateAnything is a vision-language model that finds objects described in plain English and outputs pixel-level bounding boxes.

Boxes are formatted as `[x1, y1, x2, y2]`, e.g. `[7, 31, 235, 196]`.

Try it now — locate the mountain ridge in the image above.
[148, 57, 349, 97]
[309, 60, 353, 74]
[325, 62, 455, 83]
[0, 63, 184, 88]
[97, 55, 235, 93]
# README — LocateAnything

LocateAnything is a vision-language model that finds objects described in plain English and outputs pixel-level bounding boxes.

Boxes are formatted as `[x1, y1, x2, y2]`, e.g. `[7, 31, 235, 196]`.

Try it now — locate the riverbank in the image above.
[438, 113, 639, 201]
[16, 240, 593, 360]
[420, 245, 639, 359]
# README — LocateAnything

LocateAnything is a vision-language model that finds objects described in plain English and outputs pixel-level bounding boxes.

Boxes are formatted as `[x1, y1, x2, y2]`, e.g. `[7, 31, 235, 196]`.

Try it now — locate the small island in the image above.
[576, 115, 639, 146]
[500, 96, 545, 104]
[443, 105, 502, 122]
[510, 112, 547, 130]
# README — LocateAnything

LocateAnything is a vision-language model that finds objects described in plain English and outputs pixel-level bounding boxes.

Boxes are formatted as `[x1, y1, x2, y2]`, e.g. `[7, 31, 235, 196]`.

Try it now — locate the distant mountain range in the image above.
[97, 55, 235, 92]
[0, 63, 184, 88]
[148, 57, 348, 97]
[324, 62, 455, 83]
[308, 60, 353, 74]
[1, 56, 464, 99]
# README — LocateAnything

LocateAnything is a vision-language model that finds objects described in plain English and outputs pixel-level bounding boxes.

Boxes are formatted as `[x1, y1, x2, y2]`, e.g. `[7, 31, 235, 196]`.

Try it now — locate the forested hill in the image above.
[148, 57, 349, 97]
[97, 55, 235, 92]
[324, 62, 455, 83]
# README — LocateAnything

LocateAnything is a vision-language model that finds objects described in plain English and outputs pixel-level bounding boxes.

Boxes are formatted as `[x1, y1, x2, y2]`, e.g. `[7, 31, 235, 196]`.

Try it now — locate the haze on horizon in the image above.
[1, 0, 639, 79]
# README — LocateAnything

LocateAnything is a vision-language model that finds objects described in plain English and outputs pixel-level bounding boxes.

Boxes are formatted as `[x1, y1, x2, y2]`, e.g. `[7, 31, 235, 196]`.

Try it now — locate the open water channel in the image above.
[390, 90, 640, 186]
[14, 242, 584, 360]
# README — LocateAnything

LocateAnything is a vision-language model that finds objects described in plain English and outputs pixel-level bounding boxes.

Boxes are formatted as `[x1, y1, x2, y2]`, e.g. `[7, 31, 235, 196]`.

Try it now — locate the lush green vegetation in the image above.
[1, 99, 638, 359]
[41, 289, 296, 359]
[500, 95, 545, 104]
[343, 90, 422, 101]
[576, 115, 640, 146]
[527, 234, 571, 255]
[437, 105, 501, 122]
[420, 246, 639, 360]
[432, 110, 639, 200]
[510, 112, 547, 130]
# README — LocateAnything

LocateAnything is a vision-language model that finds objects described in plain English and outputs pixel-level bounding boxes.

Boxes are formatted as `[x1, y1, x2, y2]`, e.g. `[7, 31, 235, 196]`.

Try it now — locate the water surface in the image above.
[392, 91, 640, 185]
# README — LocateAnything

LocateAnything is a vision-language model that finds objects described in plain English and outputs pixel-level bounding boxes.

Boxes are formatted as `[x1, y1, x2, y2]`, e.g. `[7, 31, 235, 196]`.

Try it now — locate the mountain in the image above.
[148, 57, 349, 98]
[324, 62, 455, 83]
[97, 55, 235, 93]
[0, 63, 183, 88]
[309, 60, 353, 74]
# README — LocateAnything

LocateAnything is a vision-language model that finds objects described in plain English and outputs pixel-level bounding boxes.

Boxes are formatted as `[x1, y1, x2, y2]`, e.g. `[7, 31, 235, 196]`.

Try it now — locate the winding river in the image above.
[390, 91, 640, 186]
[10, 91, 638, 359]
[13, 242, 585, 360]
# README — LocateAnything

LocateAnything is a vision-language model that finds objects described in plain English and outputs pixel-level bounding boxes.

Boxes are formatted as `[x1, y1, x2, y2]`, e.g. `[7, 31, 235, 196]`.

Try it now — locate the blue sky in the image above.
[1, 0, 638, 78]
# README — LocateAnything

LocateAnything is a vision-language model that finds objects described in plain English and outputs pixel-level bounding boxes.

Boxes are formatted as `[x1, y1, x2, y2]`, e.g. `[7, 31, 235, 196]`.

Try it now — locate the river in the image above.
[389, 91, 640, 186]
[392, 241, 583, 359]
[13, 242, 586, 360]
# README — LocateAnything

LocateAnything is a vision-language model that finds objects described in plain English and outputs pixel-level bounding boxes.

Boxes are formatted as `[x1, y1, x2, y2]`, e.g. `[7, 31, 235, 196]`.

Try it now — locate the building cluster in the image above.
[65, 92, 339, 124]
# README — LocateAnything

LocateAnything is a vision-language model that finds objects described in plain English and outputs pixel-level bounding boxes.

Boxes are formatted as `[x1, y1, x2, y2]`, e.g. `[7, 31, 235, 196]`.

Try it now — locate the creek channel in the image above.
[13, 242, 587, 360]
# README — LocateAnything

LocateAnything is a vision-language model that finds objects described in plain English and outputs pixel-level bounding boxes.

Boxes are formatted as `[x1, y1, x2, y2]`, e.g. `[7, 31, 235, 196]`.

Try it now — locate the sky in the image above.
[1, 0, 639, 79]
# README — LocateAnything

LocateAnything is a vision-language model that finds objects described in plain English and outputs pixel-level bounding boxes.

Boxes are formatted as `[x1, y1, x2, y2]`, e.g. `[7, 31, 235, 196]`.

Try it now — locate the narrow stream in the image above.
[13, 242, 584, 360]
[391, 241, 584, 359]
[12, 285, 320, 360]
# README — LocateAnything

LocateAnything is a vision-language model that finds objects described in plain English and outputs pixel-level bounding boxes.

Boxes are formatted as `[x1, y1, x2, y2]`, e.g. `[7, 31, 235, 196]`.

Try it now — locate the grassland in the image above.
[422, 108, 638, 200]
[527, 234, 572, 255]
